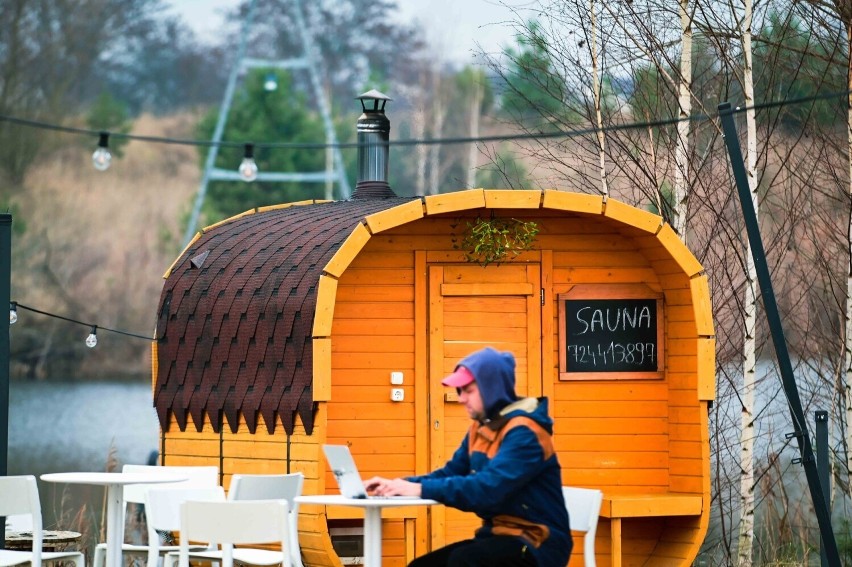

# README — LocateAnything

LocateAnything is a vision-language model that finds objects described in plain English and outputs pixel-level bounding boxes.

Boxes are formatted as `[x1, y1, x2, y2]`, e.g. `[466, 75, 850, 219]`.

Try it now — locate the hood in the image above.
[499, 396, 554, 434]
[456, 347, 519, 419]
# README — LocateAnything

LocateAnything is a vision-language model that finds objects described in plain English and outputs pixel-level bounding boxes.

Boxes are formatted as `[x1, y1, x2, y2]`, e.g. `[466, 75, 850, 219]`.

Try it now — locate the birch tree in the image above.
[451, 67, 492, 189]
[820, 0, 852, 509]
[427, 67, 445, 196]
[467, 77, 483, 189]
[396, 81, 429, 196]
[588, 0, 609, 196]
[737, 0, 758, 561]
[484, 0, 852, 561]
[674, 0, 694, 238]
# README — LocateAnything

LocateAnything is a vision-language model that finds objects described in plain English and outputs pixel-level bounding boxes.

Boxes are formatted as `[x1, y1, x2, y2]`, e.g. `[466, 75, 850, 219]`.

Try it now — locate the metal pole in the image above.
[0, 213, 10, 549]
[0, 213, 9, 477]
[815, 410, 829, 567]
[182, 0, 258, 246]
[293, 0, 351, 199]
[719, 102, 840, 566]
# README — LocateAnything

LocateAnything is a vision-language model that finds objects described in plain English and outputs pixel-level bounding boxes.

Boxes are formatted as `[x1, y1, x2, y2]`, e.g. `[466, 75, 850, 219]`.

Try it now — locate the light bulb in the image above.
[239, 143, 258, 182]
[92, 147, 111, 171]
[9, 302, 17, 325]
[239, 158, 258, 181]
[263, 72, 278, 92]
[86, 326, 98, 348]
[92, 132, 111, 171]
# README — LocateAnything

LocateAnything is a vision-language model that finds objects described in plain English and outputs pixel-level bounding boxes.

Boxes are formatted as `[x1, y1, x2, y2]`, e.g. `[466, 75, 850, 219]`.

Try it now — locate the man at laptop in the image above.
[364, 346, 572, 567]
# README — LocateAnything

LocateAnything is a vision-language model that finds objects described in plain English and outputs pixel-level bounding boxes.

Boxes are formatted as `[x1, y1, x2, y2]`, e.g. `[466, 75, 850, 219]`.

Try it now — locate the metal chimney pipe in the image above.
[353, 89, 396, 198]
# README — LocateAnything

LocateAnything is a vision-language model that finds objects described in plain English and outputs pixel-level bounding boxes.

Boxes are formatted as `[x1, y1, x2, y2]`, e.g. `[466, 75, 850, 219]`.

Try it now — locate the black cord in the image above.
[5, 88, 848, 345]
[0, 87, 847, 151]
[13, 302, 154, 342]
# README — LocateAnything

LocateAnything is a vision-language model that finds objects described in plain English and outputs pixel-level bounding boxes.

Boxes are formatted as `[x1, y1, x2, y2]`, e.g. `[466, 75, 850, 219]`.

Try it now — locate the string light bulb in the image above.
[263, 72, 278, 92]
[9, 301, 17, 325]
[238, 143, 258, 182]
[92, 132, 112, 171]
[86, 326, 98, 348]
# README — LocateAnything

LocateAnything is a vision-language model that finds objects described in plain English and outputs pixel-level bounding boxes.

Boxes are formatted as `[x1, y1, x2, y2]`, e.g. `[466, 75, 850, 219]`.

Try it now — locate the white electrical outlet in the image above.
[390, 371, 404, 385]
[391, 388, 404, 402]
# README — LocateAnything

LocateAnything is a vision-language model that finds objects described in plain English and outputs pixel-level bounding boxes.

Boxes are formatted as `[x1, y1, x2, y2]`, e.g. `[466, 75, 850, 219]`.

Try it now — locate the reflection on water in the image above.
[8, 380, 158, 544]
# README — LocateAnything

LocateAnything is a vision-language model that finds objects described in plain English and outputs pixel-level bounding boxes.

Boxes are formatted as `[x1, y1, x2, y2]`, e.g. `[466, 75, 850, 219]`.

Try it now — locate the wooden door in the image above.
[427, 263, 542, 549]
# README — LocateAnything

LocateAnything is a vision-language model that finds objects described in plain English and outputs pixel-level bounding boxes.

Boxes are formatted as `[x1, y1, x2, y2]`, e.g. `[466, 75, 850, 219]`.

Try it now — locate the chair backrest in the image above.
[562, 486, 603, 567]
[227, 473, 304, 567]
[179, 500, 292, 567]
[228, 473, 305, 515]
[0, 475, 45, 563]
[227, 473, 303, 502]
[6, 514, 34, 531]
[122, 464, 219, 503]
[145, 486, 226, 533]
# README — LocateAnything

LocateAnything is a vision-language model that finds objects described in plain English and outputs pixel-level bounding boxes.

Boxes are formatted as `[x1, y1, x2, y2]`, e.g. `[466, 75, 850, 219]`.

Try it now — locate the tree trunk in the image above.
[413, 96, 427, 197]
[428, 69, 445, 196]
[737, 0, 757, 563]
[466, 80, 483, 189]
[844, 20, 852, 510]
[590, 0, 608, 196]
[673, 0, 692, 239]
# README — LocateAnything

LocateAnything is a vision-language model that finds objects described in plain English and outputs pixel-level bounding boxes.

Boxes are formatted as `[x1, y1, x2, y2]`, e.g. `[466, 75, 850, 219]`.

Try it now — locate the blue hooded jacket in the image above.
[408, 347, 573, 566]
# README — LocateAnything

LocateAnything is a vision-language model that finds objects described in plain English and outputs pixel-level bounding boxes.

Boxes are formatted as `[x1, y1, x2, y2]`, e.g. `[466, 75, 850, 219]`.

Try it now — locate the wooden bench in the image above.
[600, 493, 703, 567]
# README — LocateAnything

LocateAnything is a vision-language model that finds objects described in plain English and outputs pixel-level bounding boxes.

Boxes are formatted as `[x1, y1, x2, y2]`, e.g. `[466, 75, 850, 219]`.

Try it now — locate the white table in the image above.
[295, 495, 436, 567]
[41, 472, 186, 567]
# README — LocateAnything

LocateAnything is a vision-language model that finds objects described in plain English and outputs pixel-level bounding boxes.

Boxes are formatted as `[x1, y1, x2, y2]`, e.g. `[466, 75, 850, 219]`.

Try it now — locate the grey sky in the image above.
[163, 0, 533, 64]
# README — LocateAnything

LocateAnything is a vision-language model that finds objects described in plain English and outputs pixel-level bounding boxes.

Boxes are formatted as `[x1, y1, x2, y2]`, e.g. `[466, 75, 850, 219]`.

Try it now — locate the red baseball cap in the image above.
[441, 365, 475, 388]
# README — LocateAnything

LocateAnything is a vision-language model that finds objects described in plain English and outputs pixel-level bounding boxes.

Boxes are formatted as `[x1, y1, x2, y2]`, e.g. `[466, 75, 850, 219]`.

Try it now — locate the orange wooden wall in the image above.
[157, 190, 713, 567]
[319, 205, 709, 565]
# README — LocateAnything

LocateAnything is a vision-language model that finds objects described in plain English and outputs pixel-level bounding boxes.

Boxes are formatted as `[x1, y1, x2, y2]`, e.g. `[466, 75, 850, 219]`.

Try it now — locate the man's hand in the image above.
[363, 476, 422, 497]
[363, 475, 389, 495]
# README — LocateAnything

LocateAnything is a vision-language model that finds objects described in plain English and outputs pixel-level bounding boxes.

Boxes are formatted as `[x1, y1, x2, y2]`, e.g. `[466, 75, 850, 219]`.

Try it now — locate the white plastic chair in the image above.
[0, 475, 85, 567]
[562, 486, 603, 567]
[172, 500, 294, 567]
[92, 464, 219, 567]
[227, 473, 304, 567]
[145, 485, 226, 567]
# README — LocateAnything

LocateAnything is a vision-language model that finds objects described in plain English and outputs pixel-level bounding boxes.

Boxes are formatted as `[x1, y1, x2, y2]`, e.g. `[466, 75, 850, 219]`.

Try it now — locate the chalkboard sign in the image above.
[559, 287, 664, 380]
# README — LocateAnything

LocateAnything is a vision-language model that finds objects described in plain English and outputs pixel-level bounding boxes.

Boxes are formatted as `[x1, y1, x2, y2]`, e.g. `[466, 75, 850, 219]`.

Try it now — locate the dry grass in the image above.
[12, 112, 203, 378]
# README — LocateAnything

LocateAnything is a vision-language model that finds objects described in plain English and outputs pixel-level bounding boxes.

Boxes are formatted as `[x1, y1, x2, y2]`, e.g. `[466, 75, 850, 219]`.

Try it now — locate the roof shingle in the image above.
[155, 197, 418, 435]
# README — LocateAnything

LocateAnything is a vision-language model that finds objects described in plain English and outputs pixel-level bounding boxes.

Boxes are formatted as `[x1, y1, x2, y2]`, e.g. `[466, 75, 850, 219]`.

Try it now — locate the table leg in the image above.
[105, 484, 124, 567]
[611, 517, 622, 567]
[363, 508, 382, 567]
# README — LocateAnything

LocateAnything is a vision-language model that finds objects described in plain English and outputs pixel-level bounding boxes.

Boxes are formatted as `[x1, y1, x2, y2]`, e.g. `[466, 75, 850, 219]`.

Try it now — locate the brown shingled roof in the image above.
[154, 197, 419, 436]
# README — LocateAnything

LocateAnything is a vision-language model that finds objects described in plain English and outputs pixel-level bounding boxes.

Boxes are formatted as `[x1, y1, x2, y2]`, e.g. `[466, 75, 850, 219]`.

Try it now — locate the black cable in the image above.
[0, 87, 848, 151]
[13, 302, 154, 342]
[3, 89, 848, 342]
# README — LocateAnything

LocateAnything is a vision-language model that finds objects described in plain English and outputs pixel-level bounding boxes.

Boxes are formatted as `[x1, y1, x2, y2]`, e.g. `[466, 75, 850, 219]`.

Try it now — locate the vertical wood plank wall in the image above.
[160, 416, 220, 469]
[542, 214, 707, 565]
[327, 240, 420, 567]
[325, 210, 706, 566]
[158, 195, 711, 567]
[429, 262, 541, 548]
[161, 412, 343, 567]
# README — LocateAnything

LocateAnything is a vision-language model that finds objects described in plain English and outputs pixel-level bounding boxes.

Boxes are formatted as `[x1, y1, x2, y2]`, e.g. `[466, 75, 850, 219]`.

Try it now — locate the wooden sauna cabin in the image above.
[152, 188, 715, 567]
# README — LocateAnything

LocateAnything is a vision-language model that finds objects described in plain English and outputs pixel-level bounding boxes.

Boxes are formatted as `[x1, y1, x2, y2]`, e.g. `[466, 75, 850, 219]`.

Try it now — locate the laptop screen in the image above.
[323, 444, 368, 499]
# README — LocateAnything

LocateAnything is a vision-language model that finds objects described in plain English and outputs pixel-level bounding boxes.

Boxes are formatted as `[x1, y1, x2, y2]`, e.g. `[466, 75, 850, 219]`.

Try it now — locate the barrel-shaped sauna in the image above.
[153, 188, 714, 567]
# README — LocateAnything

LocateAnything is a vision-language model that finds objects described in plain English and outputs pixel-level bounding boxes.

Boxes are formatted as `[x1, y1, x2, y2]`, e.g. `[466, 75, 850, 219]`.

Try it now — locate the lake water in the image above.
[7, 380, 159, 551]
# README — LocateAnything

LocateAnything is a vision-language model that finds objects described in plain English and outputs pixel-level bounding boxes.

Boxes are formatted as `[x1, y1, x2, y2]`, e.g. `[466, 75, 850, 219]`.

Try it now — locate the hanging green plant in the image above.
[455, 216, 540, 267]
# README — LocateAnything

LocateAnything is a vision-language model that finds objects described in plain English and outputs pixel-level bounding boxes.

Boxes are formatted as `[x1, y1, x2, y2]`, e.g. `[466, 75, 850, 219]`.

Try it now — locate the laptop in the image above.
[322, 444, 419, 500]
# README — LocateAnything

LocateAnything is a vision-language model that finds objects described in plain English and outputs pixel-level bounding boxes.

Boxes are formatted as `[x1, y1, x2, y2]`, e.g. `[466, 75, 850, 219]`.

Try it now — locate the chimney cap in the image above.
[356, 89, 392, 102]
